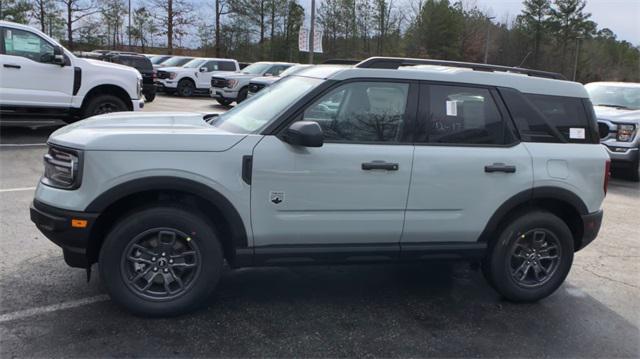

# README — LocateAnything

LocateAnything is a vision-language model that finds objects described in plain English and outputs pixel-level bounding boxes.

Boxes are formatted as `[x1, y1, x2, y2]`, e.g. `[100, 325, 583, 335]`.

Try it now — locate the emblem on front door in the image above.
[270, 191, 284, 205]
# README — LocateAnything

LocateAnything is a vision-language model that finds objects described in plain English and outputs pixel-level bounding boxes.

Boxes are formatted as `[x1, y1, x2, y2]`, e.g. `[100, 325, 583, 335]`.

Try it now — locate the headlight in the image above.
[137, 78, 142, 98]
[226, 79, 238, 88]
[42, 146, 82, 189]
[616, 124, 636, 142]
[168, 72, 177, 80]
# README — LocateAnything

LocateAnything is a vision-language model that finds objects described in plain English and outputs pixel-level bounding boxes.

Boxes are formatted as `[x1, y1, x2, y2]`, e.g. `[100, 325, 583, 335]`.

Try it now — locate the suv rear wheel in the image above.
[99, 205, 223, 316]
[484, 210, 574, 302]
[82, 94, 128, 118]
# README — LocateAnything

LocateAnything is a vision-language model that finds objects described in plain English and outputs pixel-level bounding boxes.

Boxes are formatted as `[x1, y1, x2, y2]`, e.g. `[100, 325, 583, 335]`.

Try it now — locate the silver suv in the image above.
[31, 57, 609, 316]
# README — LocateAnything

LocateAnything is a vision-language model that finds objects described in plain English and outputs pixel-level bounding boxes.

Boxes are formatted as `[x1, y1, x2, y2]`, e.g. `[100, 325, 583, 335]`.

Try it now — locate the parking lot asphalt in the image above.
[0, 95, 639, 358]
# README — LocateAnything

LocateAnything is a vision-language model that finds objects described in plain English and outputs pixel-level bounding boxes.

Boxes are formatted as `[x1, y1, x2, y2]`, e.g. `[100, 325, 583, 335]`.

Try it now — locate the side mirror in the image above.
[264, 73, 272, 77]
[53, 46, 65, 66]
[283, 121, 323, 147]
[199, 67, 207, 72]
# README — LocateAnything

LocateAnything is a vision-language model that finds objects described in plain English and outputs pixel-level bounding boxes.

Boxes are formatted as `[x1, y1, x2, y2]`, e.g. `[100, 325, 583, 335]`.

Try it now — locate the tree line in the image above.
[1, 0, 638, 82]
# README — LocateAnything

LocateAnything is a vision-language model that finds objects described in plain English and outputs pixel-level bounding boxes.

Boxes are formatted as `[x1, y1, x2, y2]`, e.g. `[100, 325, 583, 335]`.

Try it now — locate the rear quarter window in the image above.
[525, 94, 596, 143]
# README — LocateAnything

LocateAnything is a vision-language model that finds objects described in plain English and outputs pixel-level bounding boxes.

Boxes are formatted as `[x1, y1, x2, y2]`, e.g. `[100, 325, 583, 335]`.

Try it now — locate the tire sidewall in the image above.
[83, 95, 127, 118]
[489, 211, 574, 302]
[99, 206, 223, 317]
[178, 80, 195, 97]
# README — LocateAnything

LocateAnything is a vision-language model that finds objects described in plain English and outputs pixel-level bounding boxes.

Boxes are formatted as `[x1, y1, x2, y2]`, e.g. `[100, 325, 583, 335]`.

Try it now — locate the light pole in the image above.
[128, 0, 132, 50]
[308, 0, 315, 64]
[483, 16, 495, 64]
[572, 37, 582, 81]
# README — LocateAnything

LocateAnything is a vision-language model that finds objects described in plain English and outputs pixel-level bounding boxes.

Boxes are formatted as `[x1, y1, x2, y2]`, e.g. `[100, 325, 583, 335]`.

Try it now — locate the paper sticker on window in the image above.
[446, 100, 458, 116]
[569, 127, 585, 139]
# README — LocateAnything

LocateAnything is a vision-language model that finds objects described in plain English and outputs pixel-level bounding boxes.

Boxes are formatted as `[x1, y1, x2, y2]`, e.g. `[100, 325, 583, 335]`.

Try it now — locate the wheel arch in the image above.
[85, 176, 249, 266]
[478, 187, 589, 251]
[81, 84, 133, 111]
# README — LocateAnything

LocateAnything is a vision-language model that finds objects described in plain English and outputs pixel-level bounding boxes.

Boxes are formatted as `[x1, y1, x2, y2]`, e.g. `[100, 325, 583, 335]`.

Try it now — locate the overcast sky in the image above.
[300, 0, 640, 45]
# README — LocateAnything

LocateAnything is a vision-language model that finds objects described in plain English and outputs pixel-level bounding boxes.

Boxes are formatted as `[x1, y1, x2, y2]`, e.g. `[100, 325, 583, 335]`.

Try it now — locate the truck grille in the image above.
[157, 71, 170, 79]
[249, 83, 265, 93]
[211, 77, 228, 88]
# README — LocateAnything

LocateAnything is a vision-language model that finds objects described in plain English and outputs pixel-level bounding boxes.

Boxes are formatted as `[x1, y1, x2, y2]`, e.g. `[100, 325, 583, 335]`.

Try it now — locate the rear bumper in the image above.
[577, 209, 604, 251]
[30, 200, 98, 268]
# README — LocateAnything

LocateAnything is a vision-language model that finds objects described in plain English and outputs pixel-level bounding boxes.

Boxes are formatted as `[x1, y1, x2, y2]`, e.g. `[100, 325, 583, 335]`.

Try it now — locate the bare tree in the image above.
[214, 0, 231, 56]
[150, 0, 193, 54]
[58, 0, 98, 50]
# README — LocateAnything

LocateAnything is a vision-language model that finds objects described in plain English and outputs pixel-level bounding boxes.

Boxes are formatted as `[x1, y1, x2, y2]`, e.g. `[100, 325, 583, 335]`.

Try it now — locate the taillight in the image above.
[604, 159, 611, 195]
[152, 70, 157, 80]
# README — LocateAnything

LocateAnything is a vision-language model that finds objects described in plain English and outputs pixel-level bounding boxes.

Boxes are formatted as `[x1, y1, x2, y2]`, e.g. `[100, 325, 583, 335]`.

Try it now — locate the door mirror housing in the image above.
[264, 73, 273, 77]
[53, 46, 66, 66]
[199, 67, 207, 72]
[283, 121, 323, 147]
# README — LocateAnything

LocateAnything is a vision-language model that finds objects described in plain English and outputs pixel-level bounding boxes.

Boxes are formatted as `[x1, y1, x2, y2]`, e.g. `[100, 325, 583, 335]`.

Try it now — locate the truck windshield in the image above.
[211, 76, 323, 134]
[161, 57, 193, 67]
[241, 62, 271, 75]
[586, 84, 640, 110]
[183, 59, 207, 68]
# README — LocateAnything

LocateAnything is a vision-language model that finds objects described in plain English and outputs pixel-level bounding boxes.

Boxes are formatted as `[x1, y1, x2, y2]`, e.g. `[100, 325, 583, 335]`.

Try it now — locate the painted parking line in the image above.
[0, 295, 110, 323]
[0, 187, 36, 193]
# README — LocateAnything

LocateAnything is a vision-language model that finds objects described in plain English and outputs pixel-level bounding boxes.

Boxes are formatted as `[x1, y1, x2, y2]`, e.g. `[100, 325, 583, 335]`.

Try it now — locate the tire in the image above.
[624, 159, 639, 182]
[99, 205, 223, 317]
[144, 91, 156, 103]
[236, 87, 249, 103]
[177, 79, 195, 97]
[217, 98, 233, 107]
[82, 94, 128, 118]
[484, 210, 574, 302]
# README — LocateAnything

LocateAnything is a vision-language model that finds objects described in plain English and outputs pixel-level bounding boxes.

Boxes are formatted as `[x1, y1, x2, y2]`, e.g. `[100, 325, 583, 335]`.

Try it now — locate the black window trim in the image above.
[414, 80, 521, 148]
[266, 77, 420, 145]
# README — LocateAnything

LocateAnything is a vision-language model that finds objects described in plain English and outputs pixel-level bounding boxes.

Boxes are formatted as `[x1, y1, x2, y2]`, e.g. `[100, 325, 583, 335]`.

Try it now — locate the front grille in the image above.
[598, 122, 611, 139]
[157, 71, 170, 79]
[211, 77, 228, 88]
[249, 83, 265, 93]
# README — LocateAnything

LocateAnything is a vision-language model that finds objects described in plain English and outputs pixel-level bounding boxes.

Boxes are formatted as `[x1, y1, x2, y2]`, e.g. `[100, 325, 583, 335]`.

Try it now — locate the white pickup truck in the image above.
[0, 21, 143, 123]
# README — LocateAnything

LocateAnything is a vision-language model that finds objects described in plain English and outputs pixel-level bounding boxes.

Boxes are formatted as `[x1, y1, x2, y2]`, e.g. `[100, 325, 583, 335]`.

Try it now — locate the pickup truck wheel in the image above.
[236, 87, 249, 103]
[177, 79, 195, 97]
[99, 206, 223, 317]
[144, 92, 156, 102]
[485, 211, 573, 302]
[82, 94, 127, 118]
[216, 98, 232, 107]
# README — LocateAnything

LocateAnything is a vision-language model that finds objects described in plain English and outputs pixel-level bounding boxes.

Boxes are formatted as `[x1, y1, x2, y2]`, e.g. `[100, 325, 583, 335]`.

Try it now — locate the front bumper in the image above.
[210, 87, 238, 100]
[131, 98, 144, 111]
[576, 209, 604, 251]
[603, 145, 639, 168]
[30, 200, 98, 268]
[155, 79, 178, 91]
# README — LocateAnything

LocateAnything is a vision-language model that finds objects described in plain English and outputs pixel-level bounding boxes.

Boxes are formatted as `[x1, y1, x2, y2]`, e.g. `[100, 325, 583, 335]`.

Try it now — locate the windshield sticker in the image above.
[446, 100, 458, 116]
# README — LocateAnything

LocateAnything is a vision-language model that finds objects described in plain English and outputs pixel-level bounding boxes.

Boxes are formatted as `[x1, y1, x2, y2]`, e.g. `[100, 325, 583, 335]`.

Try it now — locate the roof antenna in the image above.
[517, 51, 532, 68]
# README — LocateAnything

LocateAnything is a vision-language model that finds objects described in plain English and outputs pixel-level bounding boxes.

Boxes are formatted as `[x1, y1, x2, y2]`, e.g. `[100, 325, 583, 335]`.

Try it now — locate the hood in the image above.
[80, 58, 141, 78]
[250, 76, 279, 86]
[49, 112, 247, 152]
[219, 72, 258, 80]
[157, 66, 190, 73]
[593, 105, 640, 124]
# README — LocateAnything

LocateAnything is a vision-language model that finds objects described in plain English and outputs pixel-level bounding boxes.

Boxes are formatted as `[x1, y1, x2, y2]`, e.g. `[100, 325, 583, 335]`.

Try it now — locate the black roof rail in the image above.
[322, 59, 361, 65]
[355, 57, 567, 80]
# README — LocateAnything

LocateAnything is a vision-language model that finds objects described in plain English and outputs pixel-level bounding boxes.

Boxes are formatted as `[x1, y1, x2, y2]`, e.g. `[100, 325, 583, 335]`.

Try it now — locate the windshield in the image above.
[242, 62, 271, 75]
[161, 57, 193, 67]
[586, 84, 640, 110]
[211, 76, 323, 134]
[150, 55, 170, 64]
[183, 59, 207, 68]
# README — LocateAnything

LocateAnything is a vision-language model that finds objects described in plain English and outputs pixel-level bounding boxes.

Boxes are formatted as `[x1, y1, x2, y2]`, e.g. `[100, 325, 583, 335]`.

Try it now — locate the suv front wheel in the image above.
[483, 210, 574, 302]
[99, 205, 223, 316]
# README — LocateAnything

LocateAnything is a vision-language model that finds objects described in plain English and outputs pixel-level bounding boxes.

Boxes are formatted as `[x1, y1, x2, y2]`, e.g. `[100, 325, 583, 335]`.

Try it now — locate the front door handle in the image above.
[3, 64, 21, 69]
[485, 163, 516, 173]
[362, 161, 399, 171]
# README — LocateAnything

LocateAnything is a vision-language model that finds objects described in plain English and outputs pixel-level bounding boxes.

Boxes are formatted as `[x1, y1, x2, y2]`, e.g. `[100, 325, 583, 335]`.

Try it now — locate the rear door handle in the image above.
[484, 163, 516, 173]
[3, 64, 21, 69]
[362, 161, 399, 171]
